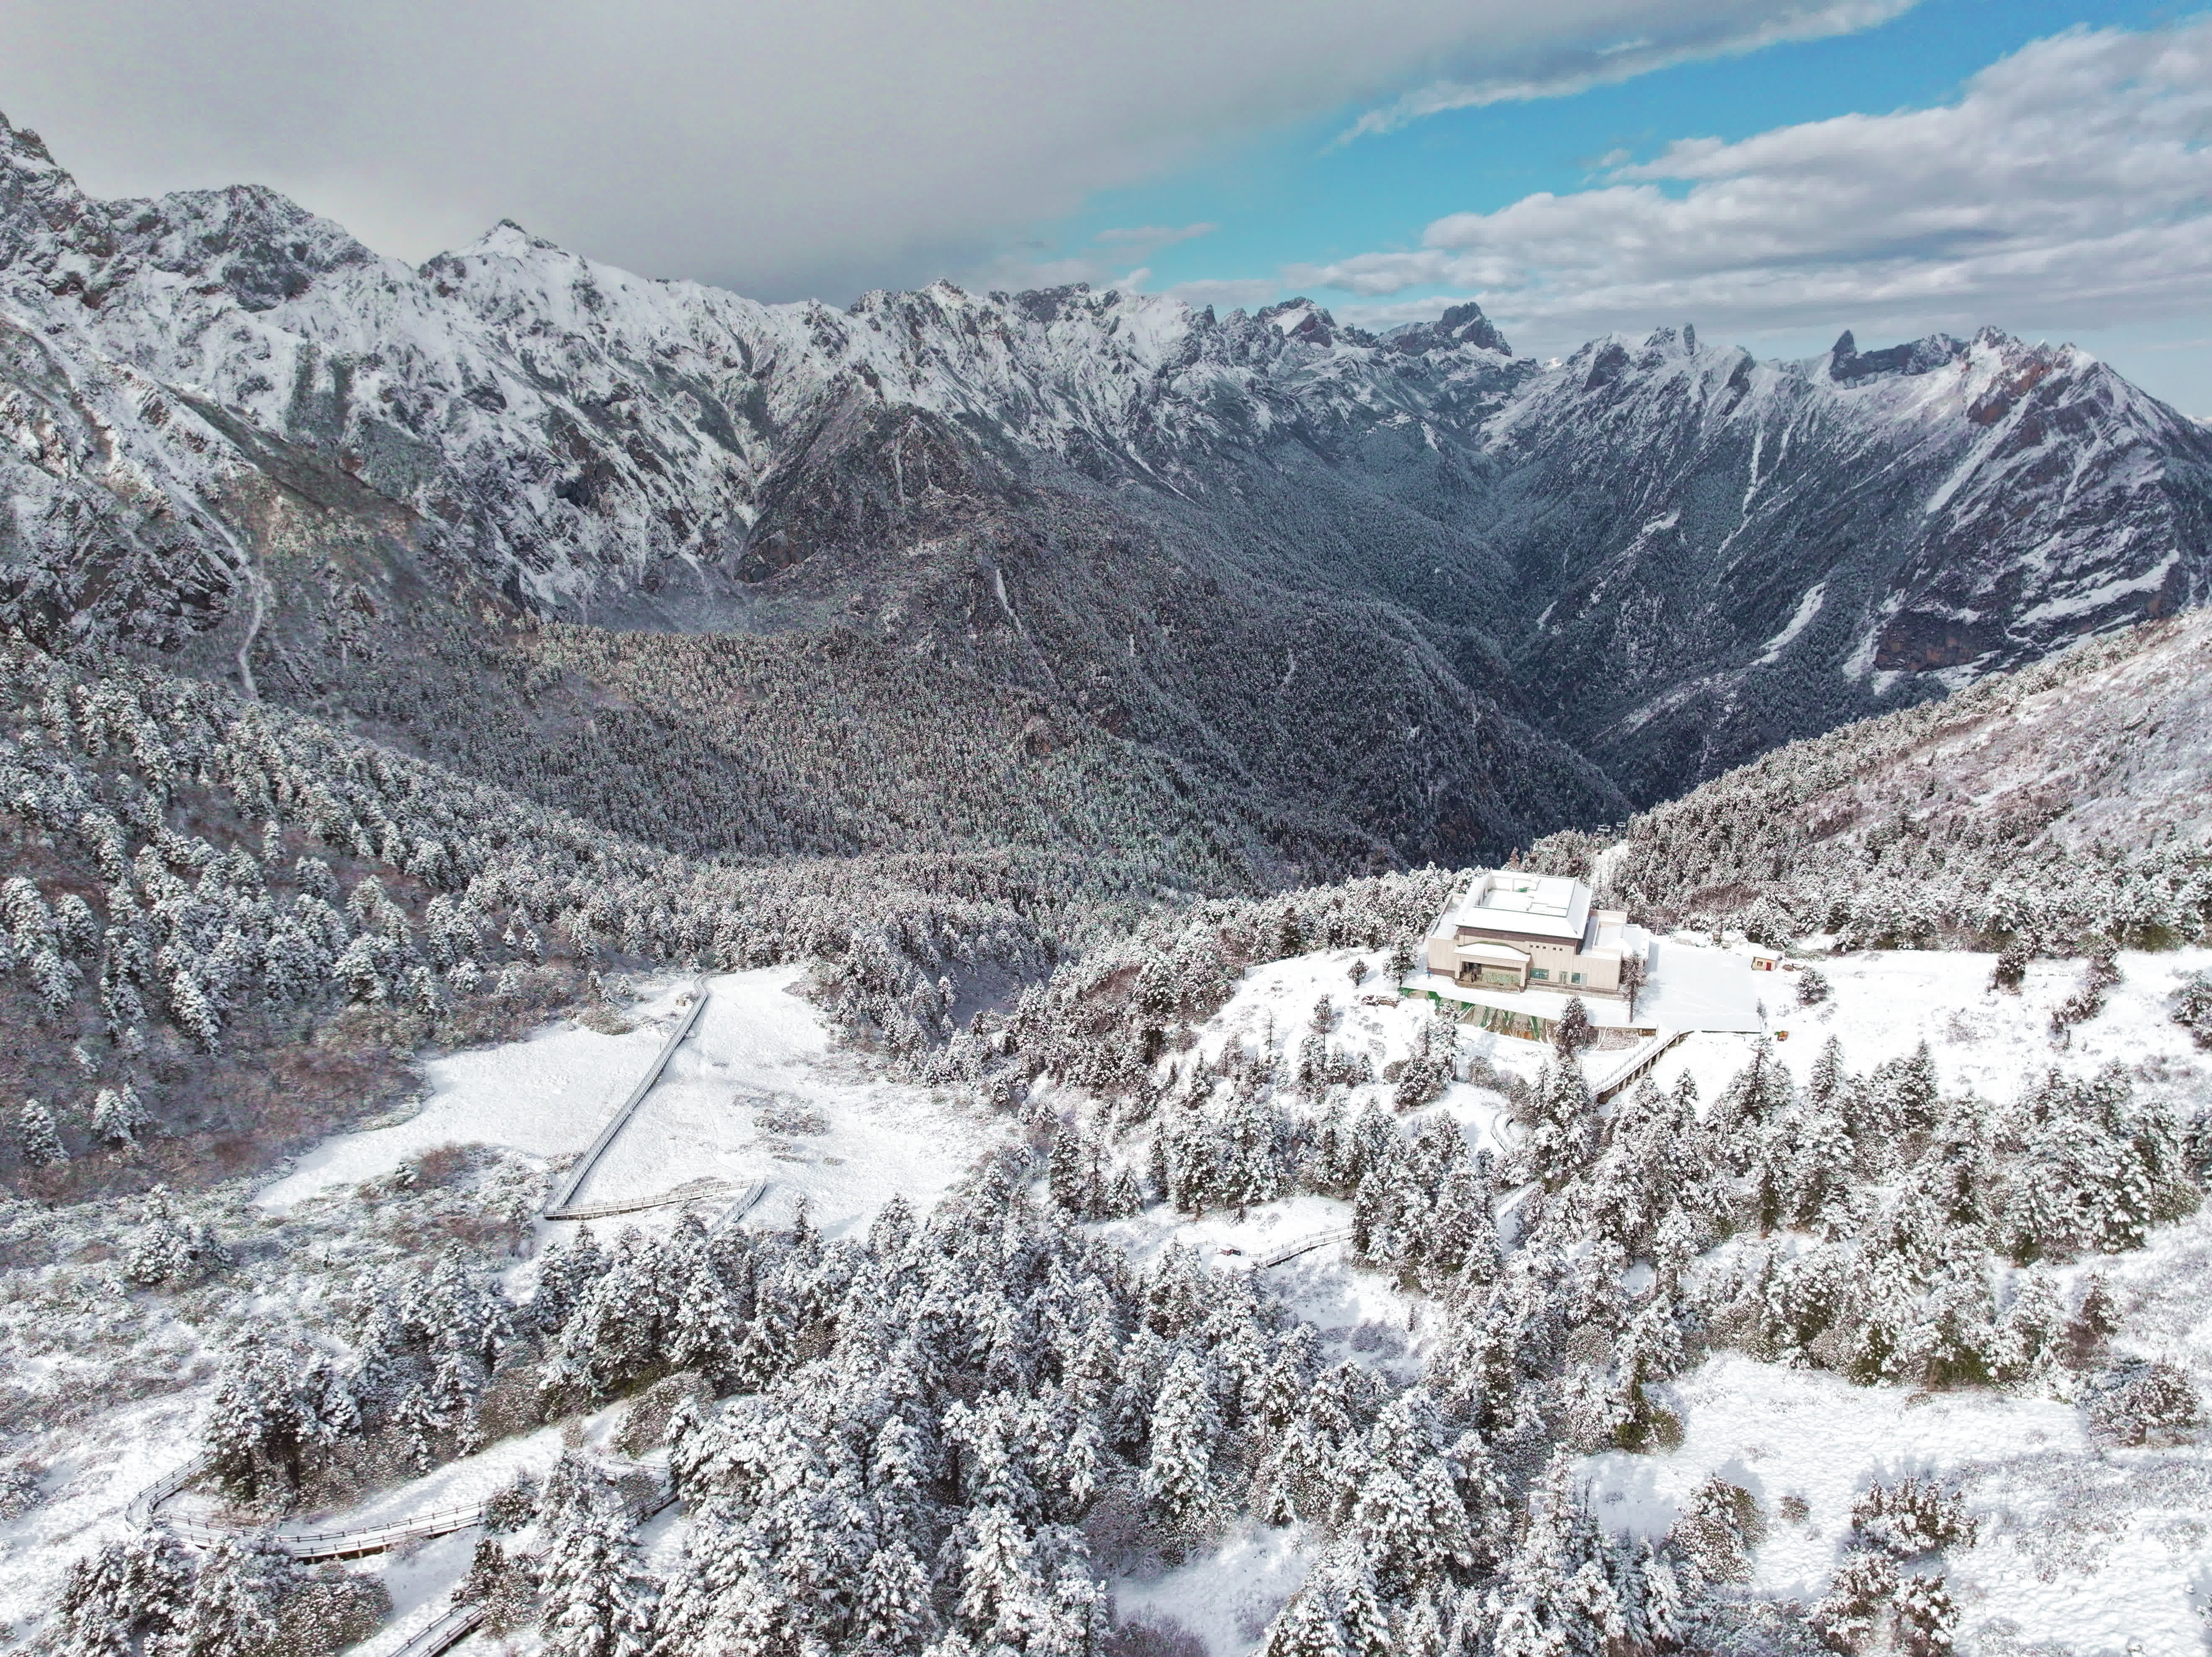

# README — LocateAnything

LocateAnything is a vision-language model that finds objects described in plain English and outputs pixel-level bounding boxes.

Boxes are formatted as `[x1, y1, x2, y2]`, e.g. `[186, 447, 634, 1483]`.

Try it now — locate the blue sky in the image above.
[990, 0, 2212, 412]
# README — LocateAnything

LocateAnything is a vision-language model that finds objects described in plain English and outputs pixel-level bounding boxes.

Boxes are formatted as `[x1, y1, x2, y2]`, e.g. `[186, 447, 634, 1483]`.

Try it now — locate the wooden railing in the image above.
[542, 981, 709, 1219]
[1255, 1227, 1355, 1268]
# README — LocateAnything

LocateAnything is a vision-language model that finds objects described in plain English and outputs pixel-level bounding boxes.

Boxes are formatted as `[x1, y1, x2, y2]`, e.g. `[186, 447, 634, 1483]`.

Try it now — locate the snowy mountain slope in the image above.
[1489, 326, 2212, 802]
[1525, 609, 2212, 947]
[4, 108, 2209, 854]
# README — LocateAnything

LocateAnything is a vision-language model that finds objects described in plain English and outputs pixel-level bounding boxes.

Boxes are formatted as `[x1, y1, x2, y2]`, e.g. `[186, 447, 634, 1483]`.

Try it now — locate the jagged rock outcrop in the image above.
[3, 107, 2207, 872]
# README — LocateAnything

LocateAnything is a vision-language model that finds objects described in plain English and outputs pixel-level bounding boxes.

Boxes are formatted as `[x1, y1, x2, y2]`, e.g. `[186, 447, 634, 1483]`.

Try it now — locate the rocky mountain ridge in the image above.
[4, 109, 2208, 879]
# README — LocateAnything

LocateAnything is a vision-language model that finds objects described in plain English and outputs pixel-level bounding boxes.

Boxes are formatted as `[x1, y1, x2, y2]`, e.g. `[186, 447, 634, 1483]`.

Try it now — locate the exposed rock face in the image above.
[2, 107, 2207, 865]
[1477, 325, 2212, 800]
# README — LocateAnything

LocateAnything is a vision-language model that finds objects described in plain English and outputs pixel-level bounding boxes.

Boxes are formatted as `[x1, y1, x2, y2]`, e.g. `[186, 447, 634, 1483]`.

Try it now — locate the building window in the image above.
[1531, 968, 1549, 981]
[1570, 972, 1584, 984]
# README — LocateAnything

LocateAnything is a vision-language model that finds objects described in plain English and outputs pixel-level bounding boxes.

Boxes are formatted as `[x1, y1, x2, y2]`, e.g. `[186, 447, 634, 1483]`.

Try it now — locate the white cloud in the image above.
[1094, 223, 1220, 252]
[1289, 19, 2212, 354]
[1162, 276, 1287, 312]
[1336, 0, 1917, 140]
[0, 0, 1912, 301]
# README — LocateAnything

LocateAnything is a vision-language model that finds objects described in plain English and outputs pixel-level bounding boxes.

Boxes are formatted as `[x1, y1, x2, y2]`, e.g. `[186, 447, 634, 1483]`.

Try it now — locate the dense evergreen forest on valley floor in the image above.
[0, 606, 2208, 1655]
[4, 103, 2212, 1657]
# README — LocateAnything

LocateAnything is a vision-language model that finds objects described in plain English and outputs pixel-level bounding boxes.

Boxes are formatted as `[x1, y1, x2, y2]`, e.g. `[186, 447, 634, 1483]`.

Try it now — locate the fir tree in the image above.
[1551, 997, 1595, 1060]
[53, 1534, 193, 1657]
[91, 1082, 152, 1146]
[1143, 1350, 1220, 1530]
[19, 1098, 65, 1167]
[539, 1497, 659, 1657]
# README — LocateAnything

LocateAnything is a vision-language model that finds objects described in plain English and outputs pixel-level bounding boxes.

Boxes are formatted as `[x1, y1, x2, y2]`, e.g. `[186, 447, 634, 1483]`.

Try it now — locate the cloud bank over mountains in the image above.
[5, 0, 2201, 381]
[0, 0, 1915, 300]
[1272, 19, 2212, 354]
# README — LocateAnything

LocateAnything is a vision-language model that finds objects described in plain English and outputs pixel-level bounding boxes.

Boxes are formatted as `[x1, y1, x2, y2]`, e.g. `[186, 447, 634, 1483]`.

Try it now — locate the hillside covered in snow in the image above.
[5, 74, 2212, 1657]
[8, 857, 2212, 1657]
[5, 107, 2210, 882]
[1521, 608, 2212, 951]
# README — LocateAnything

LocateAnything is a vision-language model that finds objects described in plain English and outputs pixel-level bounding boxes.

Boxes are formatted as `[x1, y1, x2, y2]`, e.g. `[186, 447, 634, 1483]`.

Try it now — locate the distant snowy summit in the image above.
[3, 103, 2208, 809]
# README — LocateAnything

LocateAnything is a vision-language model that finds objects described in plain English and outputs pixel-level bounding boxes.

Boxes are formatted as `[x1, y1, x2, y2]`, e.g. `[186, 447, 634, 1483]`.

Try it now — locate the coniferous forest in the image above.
[4, 100, 2212, 1657]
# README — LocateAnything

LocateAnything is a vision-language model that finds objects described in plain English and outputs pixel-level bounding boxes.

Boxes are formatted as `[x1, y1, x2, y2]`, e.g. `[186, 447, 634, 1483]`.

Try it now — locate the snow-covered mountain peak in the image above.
[458, 218, 567, 261]
[1, 110, 2205, 812]
[1382, 300, 1513, 358]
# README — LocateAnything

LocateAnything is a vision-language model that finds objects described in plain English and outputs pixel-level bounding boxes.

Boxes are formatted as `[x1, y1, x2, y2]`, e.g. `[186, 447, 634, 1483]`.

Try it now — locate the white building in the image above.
[1407, 871, 1765, 1071]
[1422, 871, 1644, 996]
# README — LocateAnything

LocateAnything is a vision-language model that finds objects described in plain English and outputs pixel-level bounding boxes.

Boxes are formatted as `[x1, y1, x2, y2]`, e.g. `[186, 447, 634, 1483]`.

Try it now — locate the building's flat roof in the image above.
[1451, 872, 1592, 943]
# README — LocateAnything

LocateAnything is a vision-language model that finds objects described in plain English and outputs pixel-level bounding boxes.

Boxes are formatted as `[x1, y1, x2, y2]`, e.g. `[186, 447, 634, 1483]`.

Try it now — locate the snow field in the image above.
[1649, 947, 2212, 1116]
[0, 1390, 203, 1642]
[260, 968, 1011, 1244]
[256, 981, 703, 1213]
[1110, 1520, 1319, 1657]
[580, 973, 1002, 1242]
[1174, 948, 1520, 1150]
[1092, 940, 2212, 1655]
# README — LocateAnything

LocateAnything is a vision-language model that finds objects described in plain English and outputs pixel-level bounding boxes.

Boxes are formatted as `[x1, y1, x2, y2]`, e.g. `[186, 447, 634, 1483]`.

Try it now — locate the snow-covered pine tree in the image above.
[52, 1534, 193, 1657]
[1515, 1059, 1597, 1192]
[854, 1538, 937, 1651]
[19, 1097, 66, 1167]
[538, 1494, 659, 1657]
[204, 1332, 355, 1501]
[1551, 997, 1595, 1060]
[1490, 1458, 1631, 1657]
[1143, 1349, 1221, 1531]
[90, 1082, 152, 1146]
[173, 1539, 289, 1657]
[124, 1185, 229, 1287]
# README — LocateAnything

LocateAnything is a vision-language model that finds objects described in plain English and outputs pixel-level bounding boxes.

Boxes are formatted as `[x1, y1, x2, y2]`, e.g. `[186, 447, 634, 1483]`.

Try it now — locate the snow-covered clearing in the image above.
[1111, 1520, 1319, 1656]
[0, 1389, 203, 1642]
[1083, 939, 2212, 1655]
[262, 968, 1010, 1242]
[1098, 1192, 1430, 1383]
[1653, 946, 2212, 1108]
[1585, 1198, 2212, 1657]
[1173, 948, 1520, 1149]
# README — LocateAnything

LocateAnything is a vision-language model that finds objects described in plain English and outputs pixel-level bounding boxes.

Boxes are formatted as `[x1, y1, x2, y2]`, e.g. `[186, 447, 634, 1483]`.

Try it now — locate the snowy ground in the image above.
[1112, 1520, 1319, 1656]
[262, 968, 1011, 1244]
[0, 1388, 203, 1643]
[1179, 949, 1521, 1151]
[1106, 940, 2212, 1656]
[1651, 946, 2212, 1110]
[1584, 1198, 2212, 1657]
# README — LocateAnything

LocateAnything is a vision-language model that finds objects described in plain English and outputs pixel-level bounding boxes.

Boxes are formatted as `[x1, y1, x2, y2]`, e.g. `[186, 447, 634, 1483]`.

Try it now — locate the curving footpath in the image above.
[547, 1176, 739, 1224]
[708, 1177, 772, 1236]
[388, 1601, 484, 1657]
[133, 1458, 491, 1560]
[133, 1458, 674, 1559]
